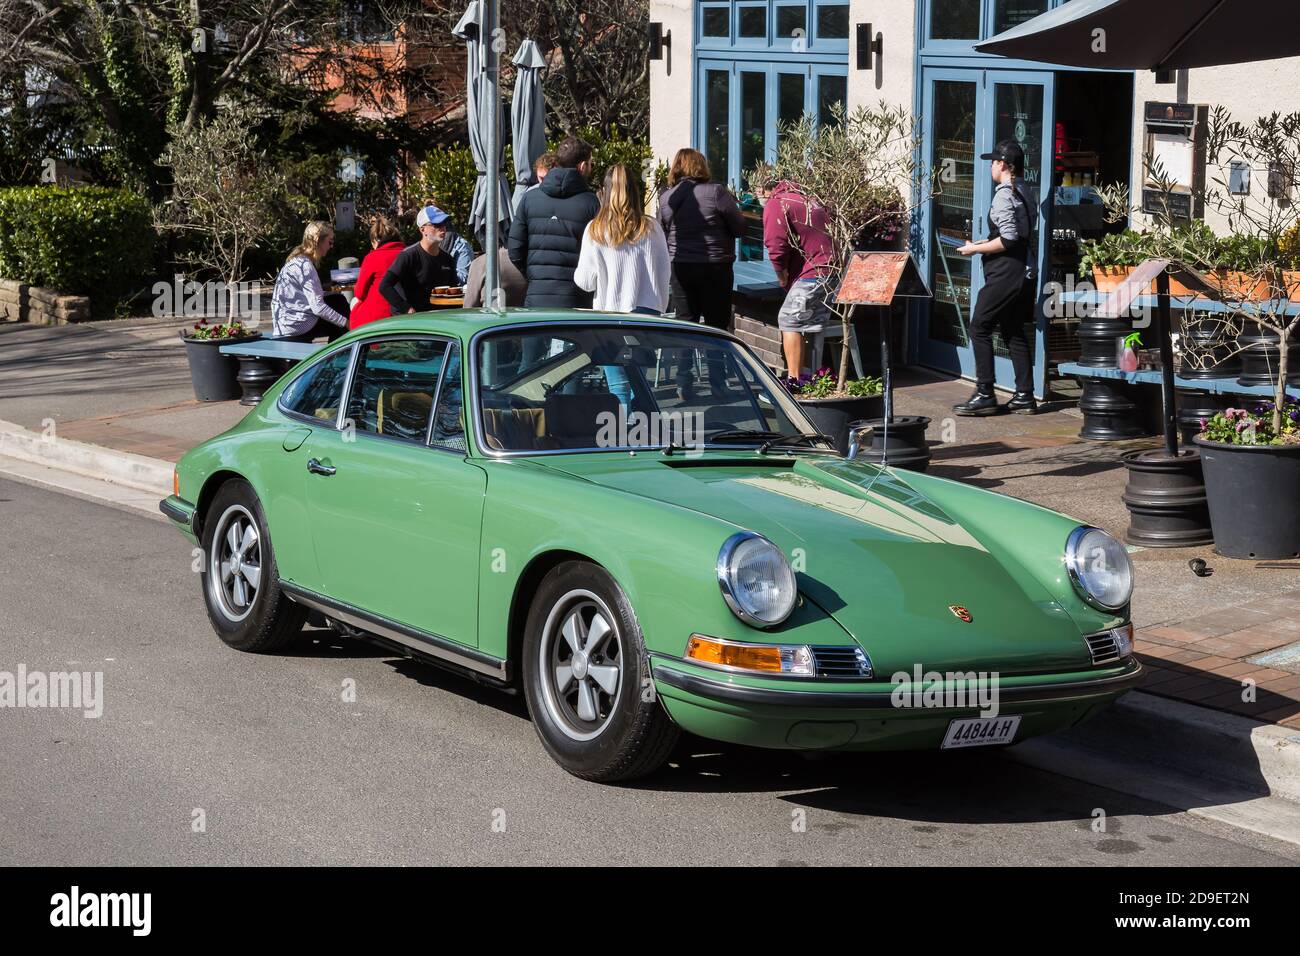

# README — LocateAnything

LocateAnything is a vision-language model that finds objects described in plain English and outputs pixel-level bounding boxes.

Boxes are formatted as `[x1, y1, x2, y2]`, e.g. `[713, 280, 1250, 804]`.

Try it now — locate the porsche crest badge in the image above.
[949, 605, 972, 623]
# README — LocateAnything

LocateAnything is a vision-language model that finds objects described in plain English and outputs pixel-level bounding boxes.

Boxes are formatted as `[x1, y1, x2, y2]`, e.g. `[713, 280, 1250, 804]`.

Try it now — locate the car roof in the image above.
[340, 308, 718, 343]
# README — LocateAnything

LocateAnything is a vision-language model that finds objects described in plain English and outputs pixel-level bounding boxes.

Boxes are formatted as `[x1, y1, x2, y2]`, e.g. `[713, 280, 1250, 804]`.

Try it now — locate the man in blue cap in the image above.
[379, 204, 474, 314]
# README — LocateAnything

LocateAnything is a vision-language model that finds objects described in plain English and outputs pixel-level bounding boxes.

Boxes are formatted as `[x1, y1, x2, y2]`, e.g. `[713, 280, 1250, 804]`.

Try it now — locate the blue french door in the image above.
[915, 67, 1054, 395]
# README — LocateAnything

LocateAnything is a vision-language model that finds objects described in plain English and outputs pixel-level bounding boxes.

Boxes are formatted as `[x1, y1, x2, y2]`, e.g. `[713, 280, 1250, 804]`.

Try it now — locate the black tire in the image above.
[199, 478, 306, 652]
[522, 561, 679, 782]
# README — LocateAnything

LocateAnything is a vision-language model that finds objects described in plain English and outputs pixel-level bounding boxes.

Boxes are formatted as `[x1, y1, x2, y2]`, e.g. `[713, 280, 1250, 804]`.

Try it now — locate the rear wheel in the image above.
[200, 479, 305, 652]
[522, 561, 678, 782]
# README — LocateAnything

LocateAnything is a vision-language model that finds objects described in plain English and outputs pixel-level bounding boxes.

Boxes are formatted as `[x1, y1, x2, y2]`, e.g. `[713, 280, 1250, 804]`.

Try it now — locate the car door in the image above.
[301, 335, 486, 648]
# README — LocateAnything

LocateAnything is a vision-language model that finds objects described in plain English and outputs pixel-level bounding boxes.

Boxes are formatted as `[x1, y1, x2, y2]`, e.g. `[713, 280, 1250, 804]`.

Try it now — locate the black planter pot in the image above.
[1120, 449, 1213, 548]
[1175, 389, 1233, 447]
[1178, 323, 1243, 380]
[1237, 322, 1300, 387]
[1077, 316, 1131, 368]
[797, 394, 884, 455]
[849, 416, 931, 472]
[181, 332, 261, 402]
[1194, 436, 1300, 559]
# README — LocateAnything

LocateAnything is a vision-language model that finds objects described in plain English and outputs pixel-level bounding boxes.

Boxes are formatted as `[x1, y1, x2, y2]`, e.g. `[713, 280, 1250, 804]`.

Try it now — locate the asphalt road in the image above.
[1, 476, 1298, 866]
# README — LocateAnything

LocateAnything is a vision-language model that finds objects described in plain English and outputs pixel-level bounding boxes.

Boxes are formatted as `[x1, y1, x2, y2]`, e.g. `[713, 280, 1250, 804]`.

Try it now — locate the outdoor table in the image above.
[429, 294, 465, 309]
[220, 339, 319, 406]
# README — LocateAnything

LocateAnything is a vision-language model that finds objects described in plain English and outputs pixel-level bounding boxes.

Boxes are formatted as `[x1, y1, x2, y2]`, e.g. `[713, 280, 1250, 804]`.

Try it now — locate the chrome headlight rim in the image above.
[1065, 525, 1134, 612]
[716, 531, 798, 628]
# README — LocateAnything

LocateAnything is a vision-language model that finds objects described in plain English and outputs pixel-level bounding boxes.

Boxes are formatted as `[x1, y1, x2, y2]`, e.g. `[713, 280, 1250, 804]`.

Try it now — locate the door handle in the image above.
[307, 458, 336, 476]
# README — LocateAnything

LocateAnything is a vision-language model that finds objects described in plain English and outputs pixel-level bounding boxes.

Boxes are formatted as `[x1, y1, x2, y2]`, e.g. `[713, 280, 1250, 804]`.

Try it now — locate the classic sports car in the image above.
[161, 311, 1141, 781]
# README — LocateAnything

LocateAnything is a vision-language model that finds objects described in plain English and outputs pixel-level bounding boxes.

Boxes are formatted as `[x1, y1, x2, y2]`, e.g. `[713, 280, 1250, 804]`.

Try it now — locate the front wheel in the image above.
[522, 561, 679, 782]
[200, 479, 305, 652]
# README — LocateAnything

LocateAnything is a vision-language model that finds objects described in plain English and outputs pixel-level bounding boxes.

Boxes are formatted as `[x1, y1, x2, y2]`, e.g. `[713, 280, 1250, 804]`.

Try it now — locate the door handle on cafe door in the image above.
[307, 458, 336, 476]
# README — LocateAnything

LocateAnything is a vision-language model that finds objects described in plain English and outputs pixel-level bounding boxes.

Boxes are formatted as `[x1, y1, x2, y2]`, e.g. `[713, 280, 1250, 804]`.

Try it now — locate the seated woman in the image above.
[349, 215, 405, 329]
[270, 220, 349, 342]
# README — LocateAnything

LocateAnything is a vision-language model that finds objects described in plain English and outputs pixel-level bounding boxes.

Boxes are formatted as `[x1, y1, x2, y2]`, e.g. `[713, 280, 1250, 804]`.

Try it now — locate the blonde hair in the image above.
[669, 148, 710, 186]
[287, 221, 334, 264]
[588, 164, 651, 248]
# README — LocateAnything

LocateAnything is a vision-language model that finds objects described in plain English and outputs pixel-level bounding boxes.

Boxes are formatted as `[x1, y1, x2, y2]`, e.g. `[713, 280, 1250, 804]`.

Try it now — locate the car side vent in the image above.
[812, 645, 873, 679]
[1085, 631, 1121, 665]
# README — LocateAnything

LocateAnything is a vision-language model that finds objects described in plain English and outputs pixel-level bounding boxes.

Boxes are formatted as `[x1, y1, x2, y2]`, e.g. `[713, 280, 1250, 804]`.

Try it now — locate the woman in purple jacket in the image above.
[657, 148, 745, 398]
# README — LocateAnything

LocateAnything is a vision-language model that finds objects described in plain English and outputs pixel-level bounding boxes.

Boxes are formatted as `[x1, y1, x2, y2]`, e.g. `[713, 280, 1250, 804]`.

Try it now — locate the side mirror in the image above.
[846, 421, 873, 460]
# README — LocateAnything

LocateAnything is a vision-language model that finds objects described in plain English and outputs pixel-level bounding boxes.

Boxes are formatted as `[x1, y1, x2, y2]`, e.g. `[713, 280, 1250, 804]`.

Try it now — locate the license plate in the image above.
[941, 715, 1021, 750]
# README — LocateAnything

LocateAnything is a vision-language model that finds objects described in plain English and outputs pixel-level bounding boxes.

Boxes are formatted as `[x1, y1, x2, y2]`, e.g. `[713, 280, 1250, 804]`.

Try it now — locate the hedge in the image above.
[0, 186, 155, 302]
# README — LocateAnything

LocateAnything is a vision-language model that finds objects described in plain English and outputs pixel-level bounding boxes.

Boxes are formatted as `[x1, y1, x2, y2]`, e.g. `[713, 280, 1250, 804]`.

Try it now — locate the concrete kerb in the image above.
[0, 418, 172, 497]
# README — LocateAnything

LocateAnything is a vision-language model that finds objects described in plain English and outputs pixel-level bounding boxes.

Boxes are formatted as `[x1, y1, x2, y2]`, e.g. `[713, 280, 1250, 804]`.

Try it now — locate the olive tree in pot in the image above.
[750, 102, 930, 462]
[157, 108, 284, 401]
[1187, 109, 1300, 558]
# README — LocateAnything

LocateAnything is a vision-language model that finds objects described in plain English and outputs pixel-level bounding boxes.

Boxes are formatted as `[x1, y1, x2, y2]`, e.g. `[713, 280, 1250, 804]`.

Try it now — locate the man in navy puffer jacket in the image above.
[508, 136, 602, 309]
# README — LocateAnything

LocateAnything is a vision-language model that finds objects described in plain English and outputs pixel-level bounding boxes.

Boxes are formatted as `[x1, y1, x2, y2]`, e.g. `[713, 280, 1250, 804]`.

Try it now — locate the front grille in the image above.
[812, 645, 874, 679]
[1085, 631, 1122, 665]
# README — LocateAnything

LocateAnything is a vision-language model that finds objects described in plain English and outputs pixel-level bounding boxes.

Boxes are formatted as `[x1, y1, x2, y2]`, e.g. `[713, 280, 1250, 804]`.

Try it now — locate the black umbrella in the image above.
[975, 0, 1300, 70]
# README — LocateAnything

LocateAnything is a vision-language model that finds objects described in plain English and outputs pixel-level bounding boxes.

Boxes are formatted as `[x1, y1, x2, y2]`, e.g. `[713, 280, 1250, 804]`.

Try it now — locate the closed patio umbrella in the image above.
[510, 39, 548, 213]
[975, 0, 1300, 71]
[454, 1, 511, 247]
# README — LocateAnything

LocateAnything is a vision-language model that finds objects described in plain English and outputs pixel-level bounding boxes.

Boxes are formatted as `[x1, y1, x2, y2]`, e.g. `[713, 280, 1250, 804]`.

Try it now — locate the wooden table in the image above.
[429, 295, 465, 309]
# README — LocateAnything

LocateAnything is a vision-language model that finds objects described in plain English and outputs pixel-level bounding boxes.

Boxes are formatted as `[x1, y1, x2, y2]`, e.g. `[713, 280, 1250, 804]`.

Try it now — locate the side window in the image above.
[345, 338, 447, 443]
[430, 343, 465, 452]
[280, 347, 353, 424]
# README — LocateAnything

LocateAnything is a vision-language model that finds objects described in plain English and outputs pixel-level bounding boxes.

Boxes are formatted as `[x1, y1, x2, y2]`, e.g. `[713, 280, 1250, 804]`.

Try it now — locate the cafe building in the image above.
[648, 0, 1300, 397]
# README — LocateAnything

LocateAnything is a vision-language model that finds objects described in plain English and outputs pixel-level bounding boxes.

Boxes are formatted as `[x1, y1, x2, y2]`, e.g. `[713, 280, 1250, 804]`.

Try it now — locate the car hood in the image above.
[536, 453, 1092, 675]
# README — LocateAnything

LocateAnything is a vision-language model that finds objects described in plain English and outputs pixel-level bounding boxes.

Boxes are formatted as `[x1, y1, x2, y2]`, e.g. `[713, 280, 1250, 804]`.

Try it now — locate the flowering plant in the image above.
[1199, 401, 1300, 446]
[784, 367, 882, 400]
[183, 318, 255, 341]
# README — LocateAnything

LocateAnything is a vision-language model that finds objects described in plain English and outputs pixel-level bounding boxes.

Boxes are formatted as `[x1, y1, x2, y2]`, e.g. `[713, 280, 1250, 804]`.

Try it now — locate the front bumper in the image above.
[651, 655, 1143, 751]
[159, 495, 198, 541]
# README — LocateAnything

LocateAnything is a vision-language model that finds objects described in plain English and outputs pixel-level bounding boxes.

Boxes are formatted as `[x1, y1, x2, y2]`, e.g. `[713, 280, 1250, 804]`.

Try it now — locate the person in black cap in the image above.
[953, 138, 1038, 416]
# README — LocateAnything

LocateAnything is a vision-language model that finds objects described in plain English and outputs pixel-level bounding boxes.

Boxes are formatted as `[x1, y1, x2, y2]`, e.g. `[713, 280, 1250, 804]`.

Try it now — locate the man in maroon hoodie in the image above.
[754, 164, 836, 378]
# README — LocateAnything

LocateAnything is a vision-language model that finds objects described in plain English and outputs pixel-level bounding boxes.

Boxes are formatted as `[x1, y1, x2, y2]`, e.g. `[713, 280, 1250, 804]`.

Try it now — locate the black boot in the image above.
[954, 384, 1000, 417]
[1006, 390, 1038, 415]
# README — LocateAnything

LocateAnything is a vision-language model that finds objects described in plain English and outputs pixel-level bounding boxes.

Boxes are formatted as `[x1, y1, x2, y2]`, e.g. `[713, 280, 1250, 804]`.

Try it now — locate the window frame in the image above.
[276, 342, 360, 431]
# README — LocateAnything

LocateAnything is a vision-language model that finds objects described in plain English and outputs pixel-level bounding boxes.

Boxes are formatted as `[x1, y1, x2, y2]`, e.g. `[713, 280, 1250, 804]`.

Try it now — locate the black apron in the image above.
[973, 181, 1034, 322]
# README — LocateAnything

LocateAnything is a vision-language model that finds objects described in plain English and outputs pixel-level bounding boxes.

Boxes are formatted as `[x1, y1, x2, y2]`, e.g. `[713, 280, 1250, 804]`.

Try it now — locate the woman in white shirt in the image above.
[270, 221, 350, 341]
[574, 164, 670, 315]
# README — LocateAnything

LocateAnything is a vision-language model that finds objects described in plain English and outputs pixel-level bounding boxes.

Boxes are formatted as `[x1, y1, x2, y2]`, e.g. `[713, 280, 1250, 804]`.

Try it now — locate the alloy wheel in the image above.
[539, 589, 624, 741]
[208, 504, 262, 623]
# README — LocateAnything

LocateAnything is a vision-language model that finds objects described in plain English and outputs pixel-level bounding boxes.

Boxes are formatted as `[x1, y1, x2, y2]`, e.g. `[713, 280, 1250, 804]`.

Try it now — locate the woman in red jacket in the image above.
[349, 216, 405, 329]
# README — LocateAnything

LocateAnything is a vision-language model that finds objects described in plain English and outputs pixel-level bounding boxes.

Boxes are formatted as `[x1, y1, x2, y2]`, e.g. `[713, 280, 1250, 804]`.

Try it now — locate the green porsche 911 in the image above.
[161, 311, 1141, 781]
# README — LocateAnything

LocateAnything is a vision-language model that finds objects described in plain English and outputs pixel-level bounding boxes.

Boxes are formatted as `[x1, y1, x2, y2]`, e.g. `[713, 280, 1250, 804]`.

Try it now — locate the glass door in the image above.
[915, 67, 1053, 394]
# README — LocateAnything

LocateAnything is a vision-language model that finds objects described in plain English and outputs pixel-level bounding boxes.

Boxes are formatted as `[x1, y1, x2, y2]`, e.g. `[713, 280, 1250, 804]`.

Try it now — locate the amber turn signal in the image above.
[173, 470, 179, 496]
[687, 634, 785, 672]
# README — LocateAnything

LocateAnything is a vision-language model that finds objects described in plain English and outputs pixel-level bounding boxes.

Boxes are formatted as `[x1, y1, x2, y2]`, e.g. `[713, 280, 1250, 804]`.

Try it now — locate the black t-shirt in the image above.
[379, 241, 460, 313]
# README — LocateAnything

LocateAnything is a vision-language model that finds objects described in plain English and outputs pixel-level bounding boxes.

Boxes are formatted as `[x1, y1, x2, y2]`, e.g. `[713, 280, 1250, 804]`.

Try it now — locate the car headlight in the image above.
[1065, 526, 1134, 611]
[716, 532, 798, 627]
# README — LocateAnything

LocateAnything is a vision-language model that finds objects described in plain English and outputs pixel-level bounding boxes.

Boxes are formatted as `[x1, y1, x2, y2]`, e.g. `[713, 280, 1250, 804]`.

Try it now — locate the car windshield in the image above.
[474, 323, 823, 454]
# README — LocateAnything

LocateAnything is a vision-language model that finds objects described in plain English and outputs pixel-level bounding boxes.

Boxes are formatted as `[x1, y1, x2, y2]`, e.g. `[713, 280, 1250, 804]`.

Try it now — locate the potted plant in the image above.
[1175, 107, 1300, 558]
[180, 318, 261, 402]
[785, 367, 883, 455]
[1195, 402, 1300, 558]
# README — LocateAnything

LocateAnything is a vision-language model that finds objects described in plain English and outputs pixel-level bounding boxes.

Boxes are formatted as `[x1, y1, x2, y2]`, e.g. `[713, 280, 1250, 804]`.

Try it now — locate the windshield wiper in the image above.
[708, 429, 784, 444]
[757, 432, 836, 454]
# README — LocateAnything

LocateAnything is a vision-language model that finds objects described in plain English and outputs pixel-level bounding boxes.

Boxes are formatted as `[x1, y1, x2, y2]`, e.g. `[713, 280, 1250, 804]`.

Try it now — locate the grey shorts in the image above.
[777, 278, 831, 333]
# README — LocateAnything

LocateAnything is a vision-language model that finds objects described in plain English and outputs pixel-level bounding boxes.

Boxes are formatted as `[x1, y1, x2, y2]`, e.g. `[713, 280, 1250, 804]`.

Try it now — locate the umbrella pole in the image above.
[484, 0, 501, 311]
[1155, 270, 1179, 457]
